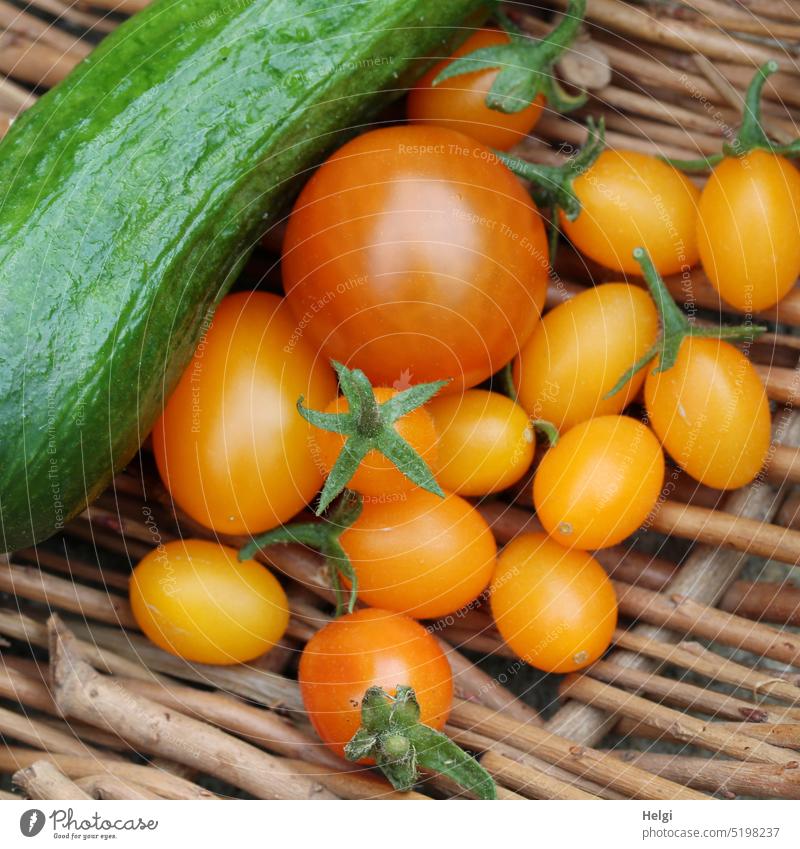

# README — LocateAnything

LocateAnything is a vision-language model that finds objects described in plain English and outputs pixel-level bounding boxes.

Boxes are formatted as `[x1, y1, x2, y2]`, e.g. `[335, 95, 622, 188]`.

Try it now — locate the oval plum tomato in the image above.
[645, 336, 771, 489]
[282, 125, 549, 392]
[427, 389, 534, 495]
[513, 283, 659, 432]
[407, 29, 545, 151]
[533, 415, 665, 550]
[298, 608, 453, 757]
[339, 489, 496, 618]
[314, 386, 438, 499]
[153, 292, 336, 535]
[559, 150, 700, 276]
[130, 540, 289, 665]
[491, 533, 617, 673]
[697, 149, 800, 312]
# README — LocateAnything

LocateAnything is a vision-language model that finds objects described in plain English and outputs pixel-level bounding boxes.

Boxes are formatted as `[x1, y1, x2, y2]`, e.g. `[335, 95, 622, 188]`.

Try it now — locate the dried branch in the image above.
[13, 760, 92, 800]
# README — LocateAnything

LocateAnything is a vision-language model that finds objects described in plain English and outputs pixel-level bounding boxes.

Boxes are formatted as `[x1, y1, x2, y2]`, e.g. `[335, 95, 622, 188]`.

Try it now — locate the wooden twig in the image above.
[613, 716, 800, 750]
[606, 751, 800, 800]
[14, 760, 91, 800]
[560, 674, 799, 765]
[75, 774, 160, 800]
[48, 616, 335, 799]
[0, 748, 217, 800]
[0, 704, 110, 759]
[280, 758, 429, 800]
[0, 2, 91, 58]
[613, 630, 800, 704]
[448, 699, 710, 800]
[479, 750, 600, 800]
[18, 546, 130, 592]
[613, 581, 800, 668]
[721, 580, 800, 626]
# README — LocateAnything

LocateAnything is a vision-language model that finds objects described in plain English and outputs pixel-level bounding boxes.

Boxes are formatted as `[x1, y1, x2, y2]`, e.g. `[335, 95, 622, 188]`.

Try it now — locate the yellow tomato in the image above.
[339, 488, 496, 619]
[426, 389, 534, 495]
[560, 150, 700, 276]
[645, 336, 771, 489]
[697, 149, 800, 312]
[513, 284, 659, 431]
[491, 533, 617, 673]
[533, 415, 665, 549]
[153, 292, 336, 535]
[130, 540, 289, 665]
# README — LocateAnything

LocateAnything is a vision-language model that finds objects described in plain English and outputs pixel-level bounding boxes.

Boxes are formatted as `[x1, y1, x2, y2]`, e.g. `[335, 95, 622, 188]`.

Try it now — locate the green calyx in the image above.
[667, 62, 800, 172]
[298, 360, 447, 515]
[604, 248, 765, 398]
[499, 116, 604, 257]
[345, 685, 497, 799]
[238, 490, 362, 615]
[532, 418, 559, 447]
[433, 0, 587, 115]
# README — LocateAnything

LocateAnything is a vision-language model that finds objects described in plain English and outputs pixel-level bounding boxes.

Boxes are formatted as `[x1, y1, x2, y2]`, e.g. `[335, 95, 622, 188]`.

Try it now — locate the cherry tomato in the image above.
[315, 386, 437, 498]
[298, 608, 453, 757]
[697, 149, 800, 312]
[560, 150, 701, 276]
[645, 336, 771, 489]
[130, 540, 289, 665]
[426, 389, 534, 495]
[407, 29, 545, 151]
[533, 415, 665, 550]
[339, 489, 496, 618]
[153, 292, 336, 535]
[513, 283, 659, 432]
[491, 533, 617, 673]
[282, 125, 549, 392]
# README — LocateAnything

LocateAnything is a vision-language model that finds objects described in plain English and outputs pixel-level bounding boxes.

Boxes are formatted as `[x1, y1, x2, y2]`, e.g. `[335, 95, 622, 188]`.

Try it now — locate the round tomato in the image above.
[298, 608, 453, 757]
[153, 292, 336, 535]
[339, 489, 496, 618]
[315, 386, 438, 498]
[407, 29, 545, 151]
[282, 125, 549, 392]
[560, 150, 700, 276]
[130, 540, 289, 665]
[491, 533, 617, 673]
[645, 336, 771, 489]
[426, 389, 534, 495]
[533, 415, 665, 550]
[697, 149, 800, 312]
[513, 283, 659, 432]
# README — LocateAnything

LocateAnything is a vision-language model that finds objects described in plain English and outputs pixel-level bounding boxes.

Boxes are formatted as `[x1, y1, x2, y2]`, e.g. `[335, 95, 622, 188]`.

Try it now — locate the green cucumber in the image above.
[0, 0, 486, 552]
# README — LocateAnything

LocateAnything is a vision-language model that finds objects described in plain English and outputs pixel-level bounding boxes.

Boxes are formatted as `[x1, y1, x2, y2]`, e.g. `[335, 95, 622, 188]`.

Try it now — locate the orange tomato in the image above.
[645, 336, 771, 489]
[339, 489, 496, 618]
[130, 540, 289, 665]
[491, 533, 617, 673]
[282, 125, 548, 392]
[315, 386, 437, 498]
[298, 609, 453, 757]
[697, 149, 800, 312]
[560, 150, 700, 276]
[427, 389, 534, 495]
[407, 29, 545, 151]
[513, 283, 659, 431]
[533, 415, 665, 549]
[153, 292, 336, 535]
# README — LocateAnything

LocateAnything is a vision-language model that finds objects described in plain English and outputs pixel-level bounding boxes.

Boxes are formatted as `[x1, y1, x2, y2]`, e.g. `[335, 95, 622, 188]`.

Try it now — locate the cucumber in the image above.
[0, 0, 486, 552]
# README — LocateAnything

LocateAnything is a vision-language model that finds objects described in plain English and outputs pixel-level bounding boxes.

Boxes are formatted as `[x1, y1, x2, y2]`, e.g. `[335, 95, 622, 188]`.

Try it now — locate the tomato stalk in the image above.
[434, 0, 587, 114]
[298, 360, 447, 514]
[605, 248, 766, 398]
[238, 490, 362, 616]
[346, 685, 497, 799]
[667, 62, 800, 172]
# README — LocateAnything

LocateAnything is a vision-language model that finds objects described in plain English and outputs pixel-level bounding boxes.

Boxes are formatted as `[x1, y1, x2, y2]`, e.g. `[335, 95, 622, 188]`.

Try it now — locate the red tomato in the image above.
[298, 609, 453, 757]
[282, 125, 549, 392]
[339, 489, 496, 619]
[407, 29, 545, 151]
[153, 293, 336, 535]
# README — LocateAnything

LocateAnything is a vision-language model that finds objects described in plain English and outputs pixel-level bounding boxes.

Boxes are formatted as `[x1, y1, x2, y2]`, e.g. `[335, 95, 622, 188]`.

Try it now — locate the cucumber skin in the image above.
[0, 0, 486, 552]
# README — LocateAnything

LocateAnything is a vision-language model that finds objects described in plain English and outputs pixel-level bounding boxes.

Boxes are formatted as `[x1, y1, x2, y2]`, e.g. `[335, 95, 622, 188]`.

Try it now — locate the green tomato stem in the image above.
[345, 686, 497, 799]
[297, 360, 447, 515]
